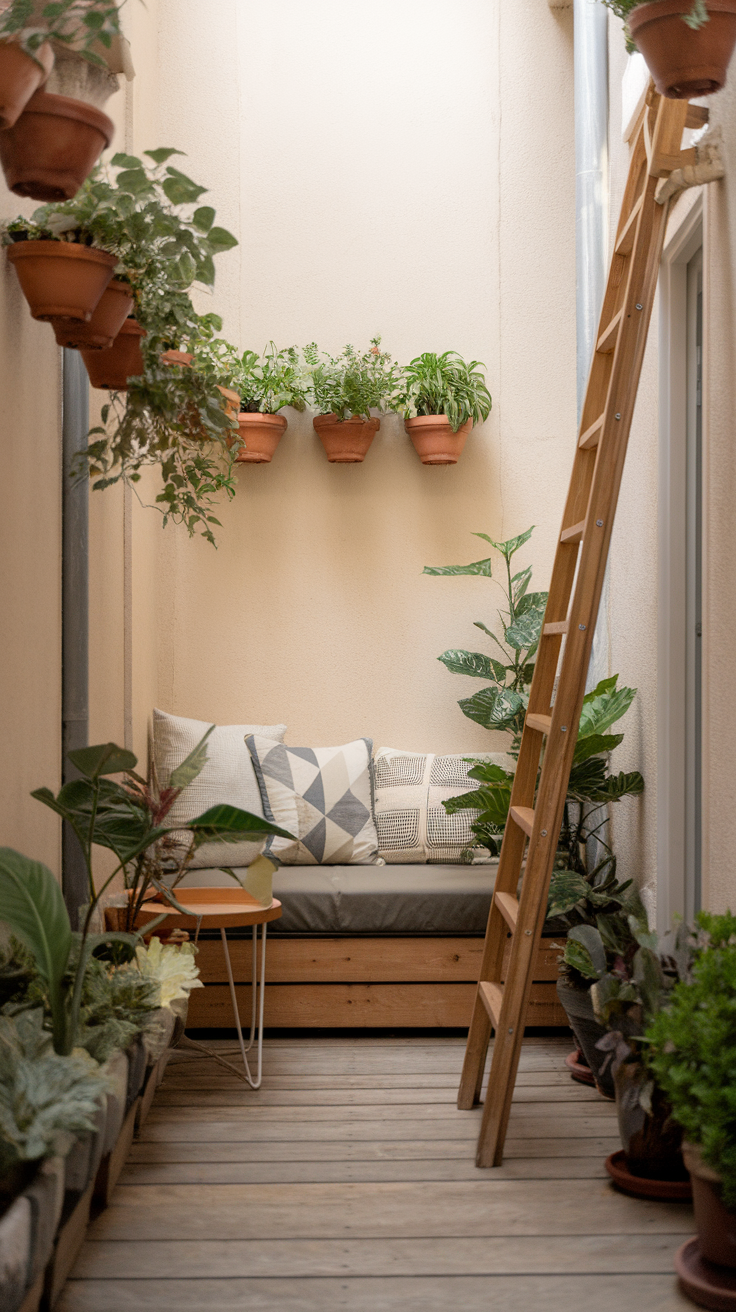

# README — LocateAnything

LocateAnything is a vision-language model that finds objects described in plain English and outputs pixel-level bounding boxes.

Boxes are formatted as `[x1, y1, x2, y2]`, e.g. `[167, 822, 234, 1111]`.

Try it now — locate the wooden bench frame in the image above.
[186, 933, 568, 1029]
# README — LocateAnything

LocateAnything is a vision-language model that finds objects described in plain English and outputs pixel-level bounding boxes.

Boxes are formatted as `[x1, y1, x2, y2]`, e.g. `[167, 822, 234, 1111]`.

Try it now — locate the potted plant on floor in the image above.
[400, 350, 492, 465]
[603, 0, 736, 98]
[304, 336, 402, 462]
[0, 0, 132, 199]
[192, 338, 308, 464]
[646, 913, 736, 1301]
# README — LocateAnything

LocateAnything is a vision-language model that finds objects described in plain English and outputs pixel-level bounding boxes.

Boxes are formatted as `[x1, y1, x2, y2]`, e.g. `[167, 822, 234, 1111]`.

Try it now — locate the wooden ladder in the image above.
[458, 87, 705, 1168]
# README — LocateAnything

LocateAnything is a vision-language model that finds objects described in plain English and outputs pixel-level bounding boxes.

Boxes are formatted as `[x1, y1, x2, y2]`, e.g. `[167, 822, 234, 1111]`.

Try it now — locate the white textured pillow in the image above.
[246, 735, 381, 866]
[373, 748, 515, 864]
[153, 709, 287, 869]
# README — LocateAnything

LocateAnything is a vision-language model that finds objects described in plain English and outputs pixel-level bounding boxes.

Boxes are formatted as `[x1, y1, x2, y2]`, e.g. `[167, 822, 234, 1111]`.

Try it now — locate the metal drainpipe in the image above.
[61, 347, 89, 925]
[574, 0, 610, 688]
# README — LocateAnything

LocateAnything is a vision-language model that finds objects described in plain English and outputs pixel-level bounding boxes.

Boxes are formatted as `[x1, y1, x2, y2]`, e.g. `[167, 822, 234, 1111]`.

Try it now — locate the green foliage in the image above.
[601, 0, 708, 51]
[0, 1009, 107, 1164]
[400, 350, 492, 433]
[78, 957, 159, 1063]
[191, 338, 308, 415]
[303, 336, 402, 420]
[645, 916, 736, 1204]
[0, 0, 128, 65]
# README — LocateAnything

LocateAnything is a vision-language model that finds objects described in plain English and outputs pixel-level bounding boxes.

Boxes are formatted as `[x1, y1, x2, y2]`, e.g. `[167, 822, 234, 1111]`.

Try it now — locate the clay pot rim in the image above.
[6, 238, 117, 268]
[118, 318, 146, 338]
[20, 88, 114, 145]
[313, 413, 381, 429]
[238, 412, 288, 428]
[630, 0, 736, 26]
[404, 414, 473, 434]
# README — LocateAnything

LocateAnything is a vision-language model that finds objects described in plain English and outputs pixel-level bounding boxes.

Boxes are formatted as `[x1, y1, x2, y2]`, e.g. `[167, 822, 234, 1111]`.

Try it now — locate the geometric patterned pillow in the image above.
[246, 735, 381, 866]
[373, 748, 513, 864]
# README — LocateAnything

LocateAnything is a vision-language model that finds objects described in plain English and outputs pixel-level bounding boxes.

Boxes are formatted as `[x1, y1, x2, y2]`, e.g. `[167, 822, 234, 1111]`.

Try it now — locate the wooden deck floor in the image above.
[60, 1035, 694, 1311]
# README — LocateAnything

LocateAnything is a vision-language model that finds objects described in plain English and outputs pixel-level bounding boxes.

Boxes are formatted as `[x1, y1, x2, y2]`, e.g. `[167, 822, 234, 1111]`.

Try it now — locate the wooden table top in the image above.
[135, 887, 283, 930]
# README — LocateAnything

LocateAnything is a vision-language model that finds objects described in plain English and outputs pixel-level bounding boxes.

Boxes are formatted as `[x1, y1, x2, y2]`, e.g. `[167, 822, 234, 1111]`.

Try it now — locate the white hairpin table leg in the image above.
[220, 923, 268, 1089]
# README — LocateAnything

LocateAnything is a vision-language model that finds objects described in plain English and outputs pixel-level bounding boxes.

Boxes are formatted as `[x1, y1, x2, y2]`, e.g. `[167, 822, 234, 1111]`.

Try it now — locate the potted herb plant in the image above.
[604, 0, 736, 98]
[304, 336, 402, 463]
[646, 914, 736, 1293]
[192, 340, 308, 464]
[0, 0, 130, 199]
[2, 212, 117, 325]
[401, 350, 492, 465]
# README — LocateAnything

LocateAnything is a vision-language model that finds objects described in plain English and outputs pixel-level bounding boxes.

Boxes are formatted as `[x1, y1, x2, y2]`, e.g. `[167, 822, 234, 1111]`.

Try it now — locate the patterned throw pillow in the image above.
[246, 736, 381, 866]
[153, 709, 287, 869]
[373, 748, 515, 864]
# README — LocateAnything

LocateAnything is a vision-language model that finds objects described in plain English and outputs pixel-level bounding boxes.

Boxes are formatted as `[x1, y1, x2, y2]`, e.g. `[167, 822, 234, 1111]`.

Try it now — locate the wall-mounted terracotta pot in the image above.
[236, 413, 287, 463]
[0, 88, 114, 200]
[82, 319, 146, 390]
[50, 279, 134, 349]
[405, 415, 472, 465]
[6, 239, 116, 321]
[629, 0, 736, 98]
[682, 1143, 736, 1268]
[313, 413, 380, 463]
[0, 39, 54, 129]
[161, 349, 194, 367]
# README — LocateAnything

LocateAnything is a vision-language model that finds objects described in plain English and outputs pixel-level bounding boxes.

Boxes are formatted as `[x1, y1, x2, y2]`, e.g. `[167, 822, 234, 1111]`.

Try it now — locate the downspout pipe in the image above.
[574, 0, 609, 687]
[61, 347, 89, 925]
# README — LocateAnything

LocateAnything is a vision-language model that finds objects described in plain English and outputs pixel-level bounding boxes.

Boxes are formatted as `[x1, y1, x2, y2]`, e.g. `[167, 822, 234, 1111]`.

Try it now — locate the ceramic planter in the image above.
[0, 89, 114, 200]
[629, 0, 736, 98]
[6, 240, 116, 322]
[405, 415, 472, 465]
[50, 279, 134, 350]
[683, 1144, 736, 1267]
[313, 413, 380, 463]
[0, 40, 54, 129]
[236, 412, 287, 463]
[556, 979, 615, 1098]
[81, 319, 146, 390]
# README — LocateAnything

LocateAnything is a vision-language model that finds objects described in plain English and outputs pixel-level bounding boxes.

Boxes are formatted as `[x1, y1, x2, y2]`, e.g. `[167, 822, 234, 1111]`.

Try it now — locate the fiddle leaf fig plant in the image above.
[400, 350, 492, 433]
[303, 336, 402, 420]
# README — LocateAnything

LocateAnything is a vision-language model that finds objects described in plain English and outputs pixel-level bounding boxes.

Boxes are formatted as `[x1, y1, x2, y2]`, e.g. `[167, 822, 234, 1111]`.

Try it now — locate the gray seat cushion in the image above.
[178, 863, 498, 936]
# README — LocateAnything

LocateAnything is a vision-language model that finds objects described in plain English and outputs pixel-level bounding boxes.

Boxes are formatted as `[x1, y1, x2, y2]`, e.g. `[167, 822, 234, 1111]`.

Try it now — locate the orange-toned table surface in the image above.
[135, 886, 282, 931]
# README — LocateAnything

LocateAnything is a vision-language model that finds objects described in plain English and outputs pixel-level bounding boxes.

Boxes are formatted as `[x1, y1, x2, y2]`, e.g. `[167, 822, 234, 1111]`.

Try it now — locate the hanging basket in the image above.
[50, 279, 134, 349]
[313, 413, 380, 463]
[0, 88, 114, 200]
[629, 0, 736, 98]
[0, 39, 54, 129]
[6, 239, 116, 321]
[81, 319, 146, 390]
[235, 413, 287, 463]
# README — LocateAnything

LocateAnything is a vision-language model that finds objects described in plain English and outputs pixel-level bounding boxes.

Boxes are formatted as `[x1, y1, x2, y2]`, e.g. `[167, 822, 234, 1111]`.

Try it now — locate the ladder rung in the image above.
[543, 620, 568, 636]
[560, 521, 585, 544]
[685, 104, 709, 129]
[596, 308, 623, 354]
[614, 195, 643, 256]
[494, 891, 519, 932]
[479, 981, 504, 1028]
[578, 414, 604, 450]
[525, 713, 551, 735]
[509, 806, 535, 838]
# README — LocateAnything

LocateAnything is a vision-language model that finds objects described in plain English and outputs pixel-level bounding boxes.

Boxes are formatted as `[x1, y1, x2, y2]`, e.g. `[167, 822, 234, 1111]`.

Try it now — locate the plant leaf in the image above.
[169, 726, 215, 790]
[423, 559, 492, 578]
[187, 805, 295, 843]
[67, 743, 138, 779]
[437, 650, 499, 680]
[458, 687, 524, 730]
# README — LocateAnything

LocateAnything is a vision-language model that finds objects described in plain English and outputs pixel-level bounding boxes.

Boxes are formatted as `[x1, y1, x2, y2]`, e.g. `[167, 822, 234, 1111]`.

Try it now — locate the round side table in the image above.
[136, 888, 282, 1089]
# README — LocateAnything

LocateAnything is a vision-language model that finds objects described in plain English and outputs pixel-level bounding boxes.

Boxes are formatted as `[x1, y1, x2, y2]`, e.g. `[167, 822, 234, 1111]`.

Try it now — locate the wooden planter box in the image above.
[186, 934, 567, 1029]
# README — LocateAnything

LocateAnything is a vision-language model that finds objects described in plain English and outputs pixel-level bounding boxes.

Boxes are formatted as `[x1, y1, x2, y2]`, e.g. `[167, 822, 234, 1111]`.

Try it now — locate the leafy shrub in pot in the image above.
[191, 338, 307, 464]
[304, 336, 401, 462]
[400, 350, 492, 464]
[602, 0, 736, 98]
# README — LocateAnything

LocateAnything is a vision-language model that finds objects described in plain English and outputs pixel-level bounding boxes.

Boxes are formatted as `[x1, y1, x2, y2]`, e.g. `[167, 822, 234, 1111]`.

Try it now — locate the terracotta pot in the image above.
[50, 279, 134, 349]
[6, 239, 116, 322]
[0, 88, 114, 200]
[629, 0, 736, 98]
[236, 412, 287, 463]
[0, 39, 54, 129]
[313, 413, 380, 463]
[405, 414, 472, 465]
[161, 349, 193, 367]
[614, 1061, 688, 1181]
[684, 1143, 736, 1268]
[81, 318, 146, 390]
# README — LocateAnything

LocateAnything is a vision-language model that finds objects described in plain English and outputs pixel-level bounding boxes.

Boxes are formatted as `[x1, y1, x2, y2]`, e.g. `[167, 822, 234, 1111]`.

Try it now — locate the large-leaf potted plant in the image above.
[0, 0, 131, 199]
[646, 915, 736, 1297]
[400, 350, 492, 465]
[604, 0, 736, 98]
[304, 336, 401, 463]
[2, 212, 117, 324]
[192, 338, 308, 464]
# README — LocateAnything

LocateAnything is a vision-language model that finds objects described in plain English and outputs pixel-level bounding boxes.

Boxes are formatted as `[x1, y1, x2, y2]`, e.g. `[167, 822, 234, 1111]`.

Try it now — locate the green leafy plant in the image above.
[303, 336, 402, 420]
[400, 350, 492, 433]
[191, 336, 308, 415]
[0, 0, 127, 65]
[646, 912, 736, 1205]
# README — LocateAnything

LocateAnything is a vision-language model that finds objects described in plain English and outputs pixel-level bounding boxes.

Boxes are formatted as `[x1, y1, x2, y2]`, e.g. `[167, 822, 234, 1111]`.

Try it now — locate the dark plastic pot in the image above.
[556, 979, 615, 1098]
[629, 0, 736, 98]
[615, 1061, 688, 1181]
[684, 1143, 736, 1268]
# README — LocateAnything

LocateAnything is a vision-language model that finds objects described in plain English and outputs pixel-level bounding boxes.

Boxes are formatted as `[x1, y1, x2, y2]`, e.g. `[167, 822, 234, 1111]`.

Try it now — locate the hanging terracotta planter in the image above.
[235, 413, 287, 463]
[161, 349, 194, 367]
[81, 319, 146, 390]
[0, 88, 114, 200]
[0, 39, 54, 129]
[629, 0, 736, 98]
[313, 413, 380, 463]
[6, 239, 116, 321]
[50, 279, 134, 349]
[405, 415, 472, 465]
